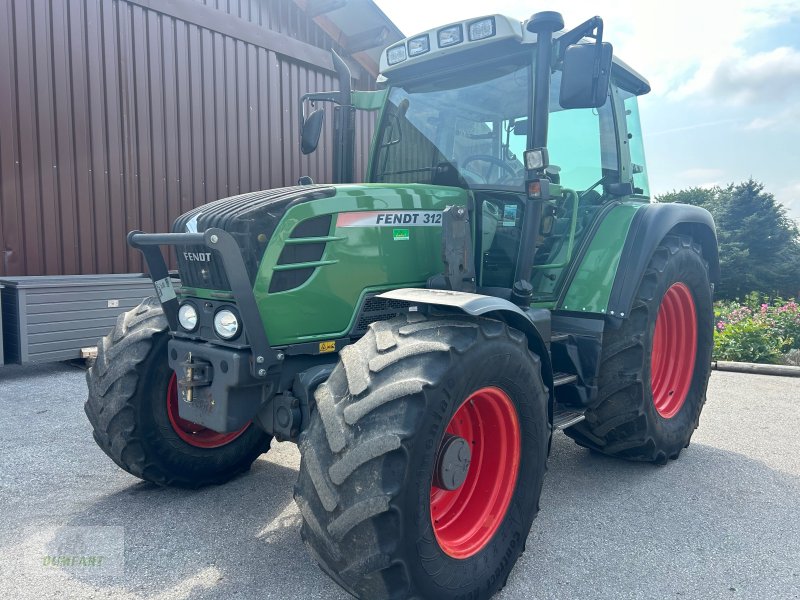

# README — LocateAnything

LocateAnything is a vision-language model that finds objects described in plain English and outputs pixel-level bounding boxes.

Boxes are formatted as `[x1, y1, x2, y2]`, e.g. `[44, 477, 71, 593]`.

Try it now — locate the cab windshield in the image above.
[369, 55, 532, 189]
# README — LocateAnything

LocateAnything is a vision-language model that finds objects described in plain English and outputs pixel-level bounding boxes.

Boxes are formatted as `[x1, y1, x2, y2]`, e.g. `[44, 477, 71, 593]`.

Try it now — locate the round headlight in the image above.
[213, 308, 240, 340]
[178, 303, 199, 331]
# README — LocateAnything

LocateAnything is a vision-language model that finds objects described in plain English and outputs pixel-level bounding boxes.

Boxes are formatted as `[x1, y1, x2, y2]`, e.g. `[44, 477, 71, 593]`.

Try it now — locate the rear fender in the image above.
[606, 203, 719, 325]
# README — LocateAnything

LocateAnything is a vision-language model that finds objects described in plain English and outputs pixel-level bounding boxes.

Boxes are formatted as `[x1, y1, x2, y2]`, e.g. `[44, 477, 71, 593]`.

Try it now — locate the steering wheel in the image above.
[461, 154, 519, 184]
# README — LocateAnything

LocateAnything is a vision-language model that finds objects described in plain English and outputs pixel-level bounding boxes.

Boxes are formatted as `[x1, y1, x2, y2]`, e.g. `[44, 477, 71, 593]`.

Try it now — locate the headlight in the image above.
[469, 17, 496, 41]
[408, 35, 430, 57]
[437, 25, 463, 48]
[386, 44, 407, 65]
[178, 303, 199, 332]
[213, 308, 240, 340]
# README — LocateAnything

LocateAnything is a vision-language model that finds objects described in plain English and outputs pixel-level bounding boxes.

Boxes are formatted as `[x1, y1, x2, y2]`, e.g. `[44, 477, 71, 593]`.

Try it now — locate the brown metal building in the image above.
[0, 0, 402, 278]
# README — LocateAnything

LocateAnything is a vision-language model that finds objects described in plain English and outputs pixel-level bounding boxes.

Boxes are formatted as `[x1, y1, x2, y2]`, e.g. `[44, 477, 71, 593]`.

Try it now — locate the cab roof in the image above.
[378, 14, 651, 96]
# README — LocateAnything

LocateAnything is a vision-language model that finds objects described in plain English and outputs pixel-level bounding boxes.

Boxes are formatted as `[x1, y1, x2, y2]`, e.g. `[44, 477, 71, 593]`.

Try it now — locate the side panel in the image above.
[253, 184, 468, 345]
[558, 203, 643, 314]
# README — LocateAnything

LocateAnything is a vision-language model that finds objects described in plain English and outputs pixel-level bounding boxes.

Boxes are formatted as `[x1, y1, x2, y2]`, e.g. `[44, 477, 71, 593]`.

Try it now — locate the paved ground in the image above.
[0, 364, 798, 600]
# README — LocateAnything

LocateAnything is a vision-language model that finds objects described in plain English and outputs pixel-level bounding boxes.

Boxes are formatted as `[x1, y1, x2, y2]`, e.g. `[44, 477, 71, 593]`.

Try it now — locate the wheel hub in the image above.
[433, 434, 472, 491]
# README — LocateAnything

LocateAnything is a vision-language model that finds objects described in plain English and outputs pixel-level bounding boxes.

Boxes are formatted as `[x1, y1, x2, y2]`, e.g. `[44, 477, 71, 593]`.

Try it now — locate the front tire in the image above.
[294, 313, 549, 600]
[85, 297, 272, 488]
[565, 234, 714, 463]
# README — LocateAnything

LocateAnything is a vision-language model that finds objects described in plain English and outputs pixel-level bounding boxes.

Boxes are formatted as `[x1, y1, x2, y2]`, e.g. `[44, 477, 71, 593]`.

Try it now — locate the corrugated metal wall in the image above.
[0, 0, 378, 277]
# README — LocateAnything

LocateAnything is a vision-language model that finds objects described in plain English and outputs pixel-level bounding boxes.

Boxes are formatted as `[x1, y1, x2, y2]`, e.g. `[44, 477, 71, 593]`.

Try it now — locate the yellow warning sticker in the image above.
[319, 340, 337, 353]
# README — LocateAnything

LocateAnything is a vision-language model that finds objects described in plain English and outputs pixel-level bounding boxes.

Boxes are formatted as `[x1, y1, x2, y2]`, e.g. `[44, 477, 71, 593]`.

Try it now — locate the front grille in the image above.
[177, 244, 231, 290]
[350, 295, 411, 337]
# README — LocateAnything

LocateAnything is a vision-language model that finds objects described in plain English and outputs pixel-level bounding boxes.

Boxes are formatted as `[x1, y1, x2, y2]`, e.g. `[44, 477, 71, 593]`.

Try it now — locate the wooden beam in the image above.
[345, 26, 389, 53]
[306, 0, 348, 18]
[123, 0, 336, 73]
[292, 0, 382, 78]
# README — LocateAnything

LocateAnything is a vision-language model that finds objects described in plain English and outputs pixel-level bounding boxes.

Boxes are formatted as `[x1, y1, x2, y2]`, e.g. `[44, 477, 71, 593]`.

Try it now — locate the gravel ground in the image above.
[0, 364, 798, 600]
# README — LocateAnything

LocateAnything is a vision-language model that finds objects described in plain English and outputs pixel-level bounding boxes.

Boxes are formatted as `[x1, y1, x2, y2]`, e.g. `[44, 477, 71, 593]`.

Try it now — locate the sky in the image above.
[374, 0, 800, 222]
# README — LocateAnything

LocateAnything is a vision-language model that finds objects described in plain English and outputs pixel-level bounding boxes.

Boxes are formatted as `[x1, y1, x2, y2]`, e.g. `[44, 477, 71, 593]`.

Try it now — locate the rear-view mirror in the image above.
[301, 109, 324, 155]
[559, 42, 613, 109]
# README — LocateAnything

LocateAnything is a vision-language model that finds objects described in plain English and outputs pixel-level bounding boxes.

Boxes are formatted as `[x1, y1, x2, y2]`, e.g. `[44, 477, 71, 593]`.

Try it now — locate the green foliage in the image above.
[713, 298, 800, 364]
[655, 187, 717, 210]
[656, 179, 800, 299]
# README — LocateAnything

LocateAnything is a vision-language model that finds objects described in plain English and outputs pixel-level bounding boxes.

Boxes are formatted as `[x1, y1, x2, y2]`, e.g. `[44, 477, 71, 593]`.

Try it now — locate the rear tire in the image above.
[85, 297, 271, 488]
[294, 313, 549, 600]
[565, 234, 714, 463]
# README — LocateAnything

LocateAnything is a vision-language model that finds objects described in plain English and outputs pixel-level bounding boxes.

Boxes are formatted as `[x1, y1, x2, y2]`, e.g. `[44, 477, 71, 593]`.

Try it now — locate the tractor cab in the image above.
[302, 12, 652, 306]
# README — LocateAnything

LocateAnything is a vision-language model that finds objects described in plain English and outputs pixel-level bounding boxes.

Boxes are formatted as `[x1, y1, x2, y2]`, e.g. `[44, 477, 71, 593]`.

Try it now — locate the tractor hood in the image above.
[171, 184, 467, 293]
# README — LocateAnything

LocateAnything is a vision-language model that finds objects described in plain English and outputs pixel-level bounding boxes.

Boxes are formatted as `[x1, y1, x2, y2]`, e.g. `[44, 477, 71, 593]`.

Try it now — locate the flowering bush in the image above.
[713, 293, 800, 364]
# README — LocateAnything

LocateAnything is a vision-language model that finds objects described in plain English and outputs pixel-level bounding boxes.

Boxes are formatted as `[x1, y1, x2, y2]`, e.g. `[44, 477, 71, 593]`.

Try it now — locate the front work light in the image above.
[469, 17, 496, 41]
[524, 148, 549, 171]
[386, 44, 407, 65]
[438, 25, 463, 48]
[178, 302, 199, 332]
[213, 308, 241, 340]
[408, 35, 430, 57]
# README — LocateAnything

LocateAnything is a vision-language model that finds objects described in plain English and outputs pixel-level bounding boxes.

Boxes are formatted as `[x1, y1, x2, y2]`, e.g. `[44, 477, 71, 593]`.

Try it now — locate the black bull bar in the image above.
[127, 228, 281, 379]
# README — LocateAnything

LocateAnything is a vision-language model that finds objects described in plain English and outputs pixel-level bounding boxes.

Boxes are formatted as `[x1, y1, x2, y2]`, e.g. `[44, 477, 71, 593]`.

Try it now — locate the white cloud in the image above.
[743, 105, 800, 131]
[677, 46, 800, 104]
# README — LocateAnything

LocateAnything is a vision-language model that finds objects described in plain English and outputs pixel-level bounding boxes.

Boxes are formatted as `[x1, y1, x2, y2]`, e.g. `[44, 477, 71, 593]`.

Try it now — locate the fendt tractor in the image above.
[86, 11, 718, 599]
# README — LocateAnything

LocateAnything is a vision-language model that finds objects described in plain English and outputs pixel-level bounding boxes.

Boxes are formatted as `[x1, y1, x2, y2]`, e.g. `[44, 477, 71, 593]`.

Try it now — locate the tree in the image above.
[656, 186, 717, 210]
[656, 179, 800, 299]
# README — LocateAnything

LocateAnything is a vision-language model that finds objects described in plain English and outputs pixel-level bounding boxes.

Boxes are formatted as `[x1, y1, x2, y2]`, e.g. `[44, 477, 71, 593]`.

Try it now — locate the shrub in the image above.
[713, 296, 800, 364]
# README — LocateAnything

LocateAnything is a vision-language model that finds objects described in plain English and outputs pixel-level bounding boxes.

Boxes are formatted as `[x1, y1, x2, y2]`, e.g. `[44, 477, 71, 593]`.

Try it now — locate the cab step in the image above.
[552, 409, 586, 430]
[553, 372, 578, 387]
[550, 333, 570, 344]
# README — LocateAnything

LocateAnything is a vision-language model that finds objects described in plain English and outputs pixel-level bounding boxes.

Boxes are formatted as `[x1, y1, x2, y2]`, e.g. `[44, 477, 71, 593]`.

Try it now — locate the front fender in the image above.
[377, 288, 554, 395]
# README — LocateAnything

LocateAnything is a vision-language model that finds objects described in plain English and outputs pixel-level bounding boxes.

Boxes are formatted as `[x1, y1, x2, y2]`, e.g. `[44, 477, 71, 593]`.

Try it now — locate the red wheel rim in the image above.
[650, 283, 698, 419]
[430, 386, 521, 559]
[166, 373, 249, 448]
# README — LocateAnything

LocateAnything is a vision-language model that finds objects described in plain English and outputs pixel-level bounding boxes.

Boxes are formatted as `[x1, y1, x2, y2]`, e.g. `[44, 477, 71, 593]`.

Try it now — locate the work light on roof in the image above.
[468, 17, 496, 41]
[386, 44, 407, 65]
[438, 24, 463, 48]
[408, 34, 430, 57]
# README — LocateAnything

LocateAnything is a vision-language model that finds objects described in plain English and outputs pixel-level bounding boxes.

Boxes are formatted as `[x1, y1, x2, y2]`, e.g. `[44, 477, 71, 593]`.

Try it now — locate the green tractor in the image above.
[86, 11, 718, 600]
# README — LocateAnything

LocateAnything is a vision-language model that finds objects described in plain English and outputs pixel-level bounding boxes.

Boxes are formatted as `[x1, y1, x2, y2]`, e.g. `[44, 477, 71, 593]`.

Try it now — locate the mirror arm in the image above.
[299, 91, 342, 130]
[555, 16, 604, 62]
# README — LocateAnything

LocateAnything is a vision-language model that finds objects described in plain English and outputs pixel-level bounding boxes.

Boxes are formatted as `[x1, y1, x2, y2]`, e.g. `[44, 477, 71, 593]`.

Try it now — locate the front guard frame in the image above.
[127, 228, 281, 379]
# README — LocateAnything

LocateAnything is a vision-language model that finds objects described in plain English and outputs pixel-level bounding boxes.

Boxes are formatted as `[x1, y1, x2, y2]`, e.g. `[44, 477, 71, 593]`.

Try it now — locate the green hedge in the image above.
[713, 292, 800, 364]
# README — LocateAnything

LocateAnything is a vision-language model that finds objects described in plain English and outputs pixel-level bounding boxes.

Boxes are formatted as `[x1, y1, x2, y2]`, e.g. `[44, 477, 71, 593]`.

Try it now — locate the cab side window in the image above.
[546, 71, 618, 192]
